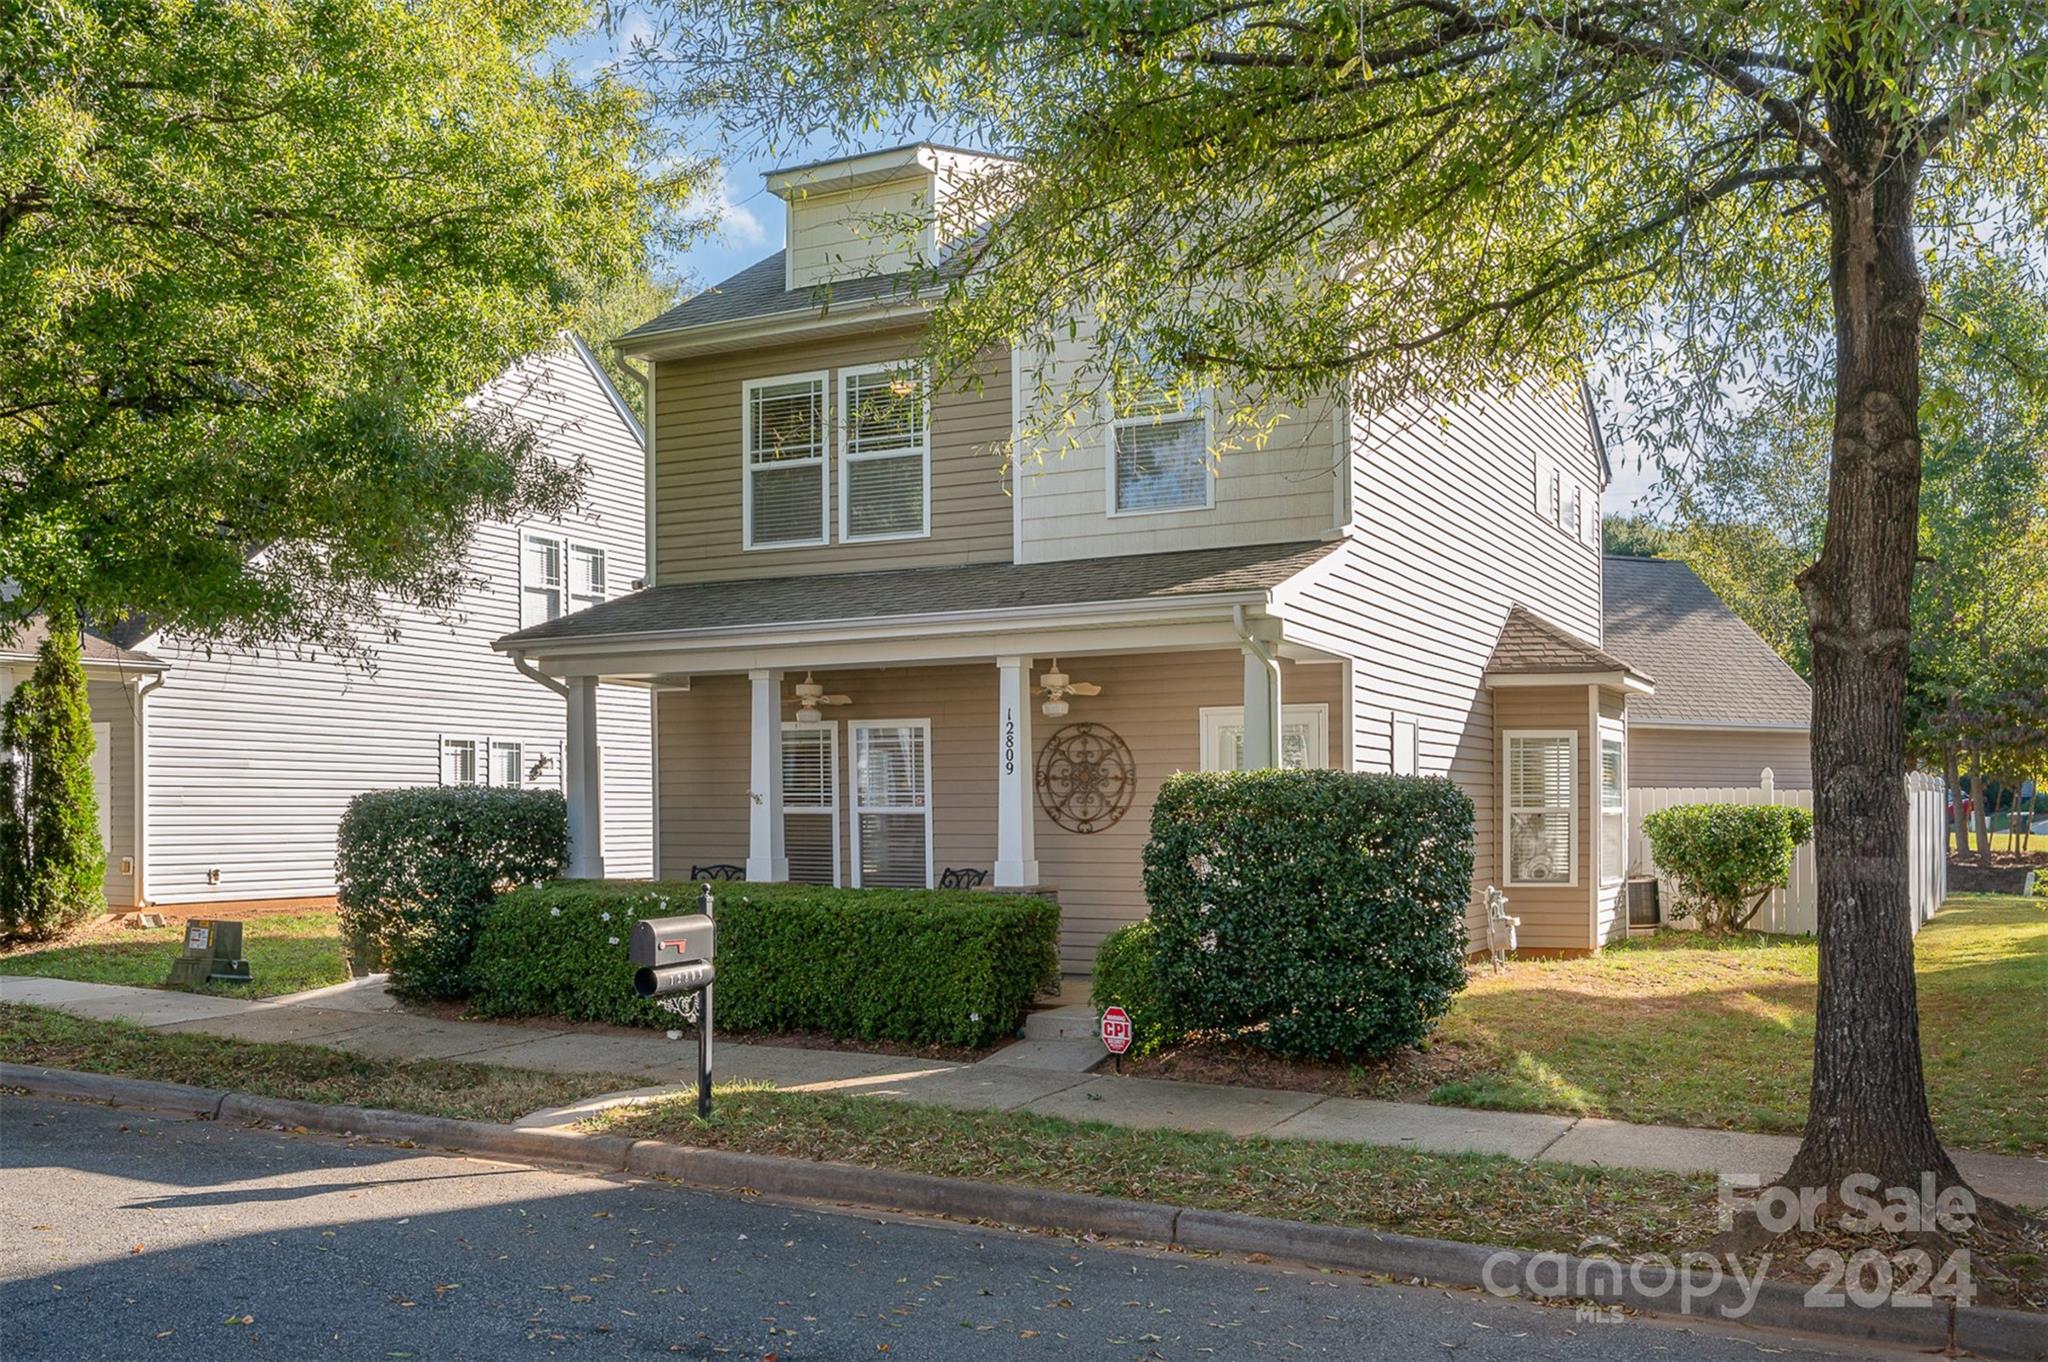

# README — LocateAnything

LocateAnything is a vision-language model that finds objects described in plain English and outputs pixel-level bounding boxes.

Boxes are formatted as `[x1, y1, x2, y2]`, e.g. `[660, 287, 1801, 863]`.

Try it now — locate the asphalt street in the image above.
[1, 1094, 1903, 1361]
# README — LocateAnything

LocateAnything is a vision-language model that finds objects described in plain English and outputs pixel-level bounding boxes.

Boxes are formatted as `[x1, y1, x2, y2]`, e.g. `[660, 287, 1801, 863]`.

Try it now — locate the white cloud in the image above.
[684, 170, 771, 249]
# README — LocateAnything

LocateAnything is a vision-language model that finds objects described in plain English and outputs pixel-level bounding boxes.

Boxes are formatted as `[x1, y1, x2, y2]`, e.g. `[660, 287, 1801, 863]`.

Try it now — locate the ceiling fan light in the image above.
[795, 705, 821, 724]
[1042, 696, 1070, 719]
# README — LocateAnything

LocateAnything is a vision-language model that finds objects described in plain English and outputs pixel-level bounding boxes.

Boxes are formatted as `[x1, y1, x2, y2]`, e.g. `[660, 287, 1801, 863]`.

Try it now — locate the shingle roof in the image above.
[498, 540, 1343, 650]
[1602, 556, 1810, 727]
[1485, 606, 1640, 677]
[619, 249, 951, 341]
[0, 615, 162, 669]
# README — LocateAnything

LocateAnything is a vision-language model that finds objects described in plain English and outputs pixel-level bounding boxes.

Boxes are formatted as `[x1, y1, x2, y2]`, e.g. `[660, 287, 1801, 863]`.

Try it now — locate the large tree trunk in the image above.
[1789, 151, 1964, 1197]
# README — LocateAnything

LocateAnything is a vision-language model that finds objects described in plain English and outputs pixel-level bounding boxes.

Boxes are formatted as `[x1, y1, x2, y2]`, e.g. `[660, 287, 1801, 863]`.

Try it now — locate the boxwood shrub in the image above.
[1143, 769, 1474, 1060]
[334, 786, 567, 998]
[1089, 920, 1186, 1057]
[1642, 802, 1814, 932]
[466, 880, 1060, 1048]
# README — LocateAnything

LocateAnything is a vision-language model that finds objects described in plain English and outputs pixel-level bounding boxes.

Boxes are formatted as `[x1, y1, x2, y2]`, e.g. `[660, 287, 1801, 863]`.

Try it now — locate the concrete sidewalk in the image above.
[5, 973, 2042, 1208]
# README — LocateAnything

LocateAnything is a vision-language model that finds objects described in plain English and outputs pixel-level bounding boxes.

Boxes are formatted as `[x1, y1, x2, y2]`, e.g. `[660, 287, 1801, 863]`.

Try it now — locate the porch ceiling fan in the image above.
[793, 672, 852, 724]
[1034, 659, 1101, 719]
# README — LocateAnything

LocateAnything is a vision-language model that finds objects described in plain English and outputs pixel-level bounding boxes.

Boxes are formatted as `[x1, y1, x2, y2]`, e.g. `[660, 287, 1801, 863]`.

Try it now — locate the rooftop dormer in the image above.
[766, 142, 1014, 291]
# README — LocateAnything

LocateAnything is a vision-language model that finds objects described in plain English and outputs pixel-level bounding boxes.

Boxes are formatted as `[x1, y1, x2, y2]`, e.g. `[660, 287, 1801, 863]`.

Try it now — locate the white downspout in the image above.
[132, 671, 165, 908]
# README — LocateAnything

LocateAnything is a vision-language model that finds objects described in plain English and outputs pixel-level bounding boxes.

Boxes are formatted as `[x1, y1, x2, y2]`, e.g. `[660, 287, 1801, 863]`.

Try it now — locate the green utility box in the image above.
[166, 920, 253, 989]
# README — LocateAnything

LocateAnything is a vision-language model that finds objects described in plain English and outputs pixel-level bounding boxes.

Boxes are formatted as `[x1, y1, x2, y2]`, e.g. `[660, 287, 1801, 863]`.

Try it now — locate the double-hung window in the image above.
[850, 720, 931, 889]
[521, 531, 606, 627]
[743, 373, 829, 548]
[782, 721, 841, 886]
[1506, 731, 1576, 885]
[1598, 721, 1626, 884]
[1109, 369, 1211, 516]
[1199, 704, 1329, 772]
[840, 363, 930, 541]
[441, 737, 481, 787]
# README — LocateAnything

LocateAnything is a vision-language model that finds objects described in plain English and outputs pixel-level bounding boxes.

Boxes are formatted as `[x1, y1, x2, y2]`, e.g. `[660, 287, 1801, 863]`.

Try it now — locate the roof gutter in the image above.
[510, 649, 569, 698]
[493, 589, 1274, 660]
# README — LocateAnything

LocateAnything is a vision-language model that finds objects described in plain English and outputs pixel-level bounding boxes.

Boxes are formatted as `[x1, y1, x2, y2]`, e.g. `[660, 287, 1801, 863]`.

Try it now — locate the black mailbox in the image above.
[629, 913, 715, 999]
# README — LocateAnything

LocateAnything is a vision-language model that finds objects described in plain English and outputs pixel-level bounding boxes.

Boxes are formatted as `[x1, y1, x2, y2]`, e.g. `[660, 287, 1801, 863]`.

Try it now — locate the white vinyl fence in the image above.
[1627, 770, 1948, 936]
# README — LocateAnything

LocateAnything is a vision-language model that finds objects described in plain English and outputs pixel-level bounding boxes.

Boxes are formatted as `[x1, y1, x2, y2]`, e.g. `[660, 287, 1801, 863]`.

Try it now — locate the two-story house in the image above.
[496, 144, 1653, 970]
[2, 338, 654, 912]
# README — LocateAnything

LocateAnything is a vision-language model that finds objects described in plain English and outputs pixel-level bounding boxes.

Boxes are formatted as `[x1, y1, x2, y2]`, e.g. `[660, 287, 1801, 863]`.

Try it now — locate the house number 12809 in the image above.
[1002, 709, 1017, 776]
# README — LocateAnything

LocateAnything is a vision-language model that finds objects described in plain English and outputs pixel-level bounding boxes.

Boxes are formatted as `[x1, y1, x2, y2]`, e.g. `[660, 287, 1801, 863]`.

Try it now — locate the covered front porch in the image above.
[492, 541, 1354, 971]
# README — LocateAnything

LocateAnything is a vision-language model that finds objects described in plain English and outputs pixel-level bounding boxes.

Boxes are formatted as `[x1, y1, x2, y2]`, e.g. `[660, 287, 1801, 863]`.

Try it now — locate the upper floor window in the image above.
[521, 531, 607, 627]
[840, 363, 930, 541]
[1109, 372, 1211, 516]
[743, 373, 829, 548]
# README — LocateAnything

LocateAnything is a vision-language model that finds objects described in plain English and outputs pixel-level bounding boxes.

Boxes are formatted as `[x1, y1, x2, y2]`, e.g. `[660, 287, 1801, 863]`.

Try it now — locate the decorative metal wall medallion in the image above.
[1036, 723, 1137, 834]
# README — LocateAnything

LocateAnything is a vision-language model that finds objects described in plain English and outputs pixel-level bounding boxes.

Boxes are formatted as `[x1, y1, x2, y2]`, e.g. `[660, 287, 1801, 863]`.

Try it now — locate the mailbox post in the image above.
[630, 883, 717, 1119]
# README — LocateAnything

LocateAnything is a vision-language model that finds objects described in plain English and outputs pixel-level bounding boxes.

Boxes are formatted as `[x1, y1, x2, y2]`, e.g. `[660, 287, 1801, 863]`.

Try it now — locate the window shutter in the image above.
[1532, 454, 1553, 516]
[438, 734, 454, 785]
[1392, 716, 1419, 776]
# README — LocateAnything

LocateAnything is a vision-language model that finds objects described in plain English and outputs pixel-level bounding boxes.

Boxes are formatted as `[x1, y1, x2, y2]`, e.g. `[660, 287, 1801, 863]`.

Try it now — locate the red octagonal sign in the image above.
[1100, 1005, 1133, 1055]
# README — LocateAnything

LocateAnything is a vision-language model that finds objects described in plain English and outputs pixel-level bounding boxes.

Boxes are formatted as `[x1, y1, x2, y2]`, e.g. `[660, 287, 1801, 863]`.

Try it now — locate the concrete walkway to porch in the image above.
[5, 973, 2042, 1209]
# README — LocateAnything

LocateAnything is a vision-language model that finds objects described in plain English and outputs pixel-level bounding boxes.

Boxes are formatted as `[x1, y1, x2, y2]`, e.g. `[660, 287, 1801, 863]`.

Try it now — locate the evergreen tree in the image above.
[0, 621, 104, 939]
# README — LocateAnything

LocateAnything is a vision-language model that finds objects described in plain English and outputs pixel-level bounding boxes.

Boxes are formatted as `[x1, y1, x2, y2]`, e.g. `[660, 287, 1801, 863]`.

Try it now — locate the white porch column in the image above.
[994, 656, 1039, 887]
[1241, 645, 1283, 770]
[746, 669, 787, 882]
[564, 676, 605, 879]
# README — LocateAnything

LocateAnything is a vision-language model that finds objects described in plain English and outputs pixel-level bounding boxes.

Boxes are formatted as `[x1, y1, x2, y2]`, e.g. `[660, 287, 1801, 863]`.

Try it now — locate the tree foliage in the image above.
[0, 620, 105, 939]
[1, 0, 703, 656]
[645, 0, 2048, 1191]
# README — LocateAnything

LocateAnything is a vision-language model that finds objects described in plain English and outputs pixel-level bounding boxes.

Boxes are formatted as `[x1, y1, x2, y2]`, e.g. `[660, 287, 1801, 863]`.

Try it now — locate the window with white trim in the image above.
[743, 374, 829, 548]
[1599, 722, 1626, 884]
[782, 721, 840, 886]
[1200, 704, 1329, 772]
[1506, 731, 1576, 885]
[491, 740, 525, 789]
[1109, 370, 1210, 515]
[441, 737, 481, 787]
[521, 531, 606, 626]
[851, 721, 930, 889]
[840, 363, 929, 541]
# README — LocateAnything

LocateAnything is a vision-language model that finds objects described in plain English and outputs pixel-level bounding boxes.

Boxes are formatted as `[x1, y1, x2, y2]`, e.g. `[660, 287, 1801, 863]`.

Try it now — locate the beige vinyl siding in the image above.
[1493, 684, 1597, 950]
[787, 180, 932, 288]
[1277, 384, 1607, 946]
[651, 327, 1014, 582]
[1629, 726, 1812, 790]
[85, 677, 140, 906]
[654, 651, 1343, 971]
[1014, 326, 1344, 561]
[137, 347, 653, 904]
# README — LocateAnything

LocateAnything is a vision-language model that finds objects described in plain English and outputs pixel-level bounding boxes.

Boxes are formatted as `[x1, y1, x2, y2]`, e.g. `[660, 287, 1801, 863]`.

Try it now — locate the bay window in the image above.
[1506, 730, 1576, 886]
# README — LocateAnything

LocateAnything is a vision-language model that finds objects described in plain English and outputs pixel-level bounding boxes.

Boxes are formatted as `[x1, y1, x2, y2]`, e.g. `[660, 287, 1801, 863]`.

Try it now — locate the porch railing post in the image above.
[745, 669, 787, 882]
[564, 675, 605, 879]
[994, 656, 1039, 887]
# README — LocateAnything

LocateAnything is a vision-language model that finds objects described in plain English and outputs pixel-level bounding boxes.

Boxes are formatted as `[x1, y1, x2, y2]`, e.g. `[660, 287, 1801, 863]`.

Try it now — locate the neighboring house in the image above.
[0, 340, 653, 911]
[1601, 556, 1812, 789]
[497, 143, 1657, 968]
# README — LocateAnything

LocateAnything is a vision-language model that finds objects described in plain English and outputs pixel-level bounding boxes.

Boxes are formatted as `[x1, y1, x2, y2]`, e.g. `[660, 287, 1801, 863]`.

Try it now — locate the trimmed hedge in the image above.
[1089, 920, 1184, 1057]
[467, 880, 1060, 1048]
[335, 786, 567, 998]
[1143, 769, 1474, 1060]
[1642, 802, 1814, 932]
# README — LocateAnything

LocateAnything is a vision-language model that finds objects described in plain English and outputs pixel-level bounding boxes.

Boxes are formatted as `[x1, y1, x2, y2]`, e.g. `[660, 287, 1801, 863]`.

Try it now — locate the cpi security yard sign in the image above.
[1100, 1005, 1132, 1056]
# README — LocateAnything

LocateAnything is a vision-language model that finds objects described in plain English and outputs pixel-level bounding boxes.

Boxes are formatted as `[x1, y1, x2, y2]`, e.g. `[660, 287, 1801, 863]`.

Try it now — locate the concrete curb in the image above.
[5, 1065, 2041, 1361]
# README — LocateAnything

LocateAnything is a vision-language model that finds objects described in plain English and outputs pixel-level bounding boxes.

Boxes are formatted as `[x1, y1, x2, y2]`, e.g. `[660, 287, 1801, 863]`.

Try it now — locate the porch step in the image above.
[979, 1038, 1104, 1073]
[1022, 1004, 1100, 1042]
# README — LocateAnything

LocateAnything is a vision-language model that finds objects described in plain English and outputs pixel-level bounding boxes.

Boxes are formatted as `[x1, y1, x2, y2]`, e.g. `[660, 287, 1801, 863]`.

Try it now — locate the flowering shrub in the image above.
[466, 880, 1059, 1048]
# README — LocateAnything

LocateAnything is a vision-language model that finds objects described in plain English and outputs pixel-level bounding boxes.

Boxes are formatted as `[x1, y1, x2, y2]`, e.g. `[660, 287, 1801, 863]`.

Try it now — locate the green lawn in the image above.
[0, 911, 347, 1000]
[1429, 893, 2046, 1155]
[0, 1003, 628, 1124]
